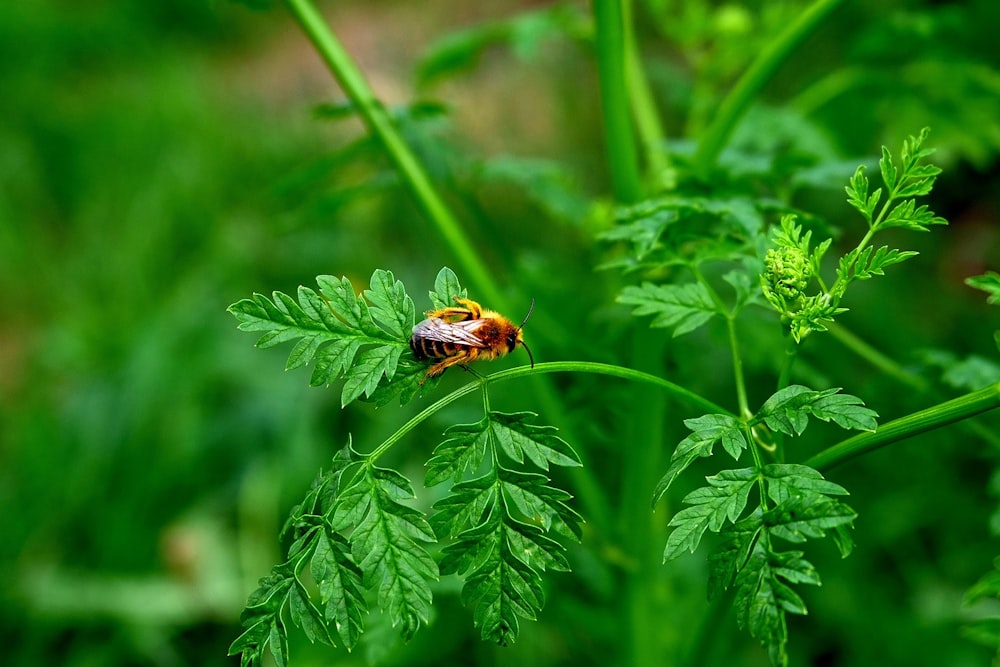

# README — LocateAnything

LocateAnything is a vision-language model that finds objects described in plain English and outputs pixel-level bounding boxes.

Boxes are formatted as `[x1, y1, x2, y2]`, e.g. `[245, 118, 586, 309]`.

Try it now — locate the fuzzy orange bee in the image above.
[409, 297, 535, 380]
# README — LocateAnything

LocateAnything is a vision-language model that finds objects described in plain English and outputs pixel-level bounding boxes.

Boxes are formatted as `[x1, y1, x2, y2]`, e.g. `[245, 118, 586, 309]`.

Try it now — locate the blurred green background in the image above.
[2, 0, 1000, 665]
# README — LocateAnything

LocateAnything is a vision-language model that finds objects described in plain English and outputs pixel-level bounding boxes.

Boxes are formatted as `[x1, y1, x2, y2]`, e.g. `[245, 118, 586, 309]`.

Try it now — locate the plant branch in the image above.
[283, 0, 503, 308]
[592, 0, 644, 202]
[692, 0, 845, 175]
[622, 0, 671, 189]
[806, 383, 1000, 472]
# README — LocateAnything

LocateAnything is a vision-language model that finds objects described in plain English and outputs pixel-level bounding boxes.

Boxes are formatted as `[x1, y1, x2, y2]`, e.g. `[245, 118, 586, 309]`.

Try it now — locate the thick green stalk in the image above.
[592, 0, 643, 203]
[620, 329, 666, 667]
[806, 383, 1000, 471]
[283, 0, 502, 308]
[622, 0, 671, 189]
[692, 0, 845, 174]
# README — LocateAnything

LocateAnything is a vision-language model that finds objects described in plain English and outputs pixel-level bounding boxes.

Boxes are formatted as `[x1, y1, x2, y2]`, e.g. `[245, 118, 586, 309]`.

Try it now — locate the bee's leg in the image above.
[420, 352, 471, 383]
[424, 306, 474, 321]
[451, 298, 483, 319]
[460, 365, 485, 380]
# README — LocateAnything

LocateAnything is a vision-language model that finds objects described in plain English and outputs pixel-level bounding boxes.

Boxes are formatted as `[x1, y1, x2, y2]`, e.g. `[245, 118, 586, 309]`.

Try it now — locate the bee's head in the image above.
[509, 298, 535, 368]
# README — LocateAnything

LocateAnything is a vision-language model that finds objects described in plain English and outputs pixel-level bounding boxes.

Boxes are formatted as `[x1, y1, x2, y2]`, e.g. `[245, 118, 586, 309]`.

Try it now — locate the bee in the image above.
[409, 297, 535, 380]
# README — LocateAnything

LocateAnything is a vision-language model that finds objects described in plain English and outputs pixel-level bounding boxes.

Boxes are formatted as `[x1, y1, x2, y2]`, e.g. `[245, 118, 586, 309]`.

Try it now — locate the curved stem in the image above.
[692, 0, 845, 175]
[364, 382, 481, 462]
[805, 383, 1000, 472]
[365, 361, 731, 463]
[283, 0, 503, 308]
[486, 361, 732, 416]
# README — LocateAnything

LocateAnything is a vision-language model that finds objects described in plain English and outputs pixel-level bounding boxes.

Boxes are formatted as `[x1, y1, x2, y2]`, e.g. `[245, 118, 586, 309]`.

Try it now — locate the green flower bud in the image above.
[763, 246, 811, 305]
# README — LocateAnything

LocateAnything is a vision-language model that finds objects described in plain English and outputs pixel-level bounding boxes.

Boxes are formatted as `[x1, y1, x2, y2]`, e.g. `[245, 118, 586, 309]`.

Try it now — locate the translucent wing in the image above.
[411, 317, 488, 347]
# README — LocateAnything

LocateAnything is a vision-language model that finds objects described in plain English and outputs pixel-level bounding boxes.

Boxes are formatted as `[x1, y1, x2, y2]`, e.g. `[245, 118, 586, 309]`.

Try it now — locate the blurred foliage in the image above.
[1, 0, 999, 666]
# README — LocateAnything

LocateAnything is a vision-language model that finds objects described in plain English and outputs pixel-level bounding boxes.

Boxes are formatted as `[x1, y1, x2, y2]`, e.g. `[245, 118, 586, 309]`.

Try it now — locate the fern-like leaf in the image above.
[228, 269, 417, 407]
[618, 282, 718, 336]
[333, 464, 438, 640]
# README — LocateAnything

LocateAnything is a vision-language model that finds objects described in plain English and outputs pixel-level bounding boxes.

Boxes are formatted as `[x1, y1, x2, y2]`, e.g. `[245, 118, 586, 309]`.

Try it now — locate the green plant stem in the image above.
[592, 0, 643, 203]
[620, 328, 666, 667]
[491, 361, 731, 415]
[805, 383, 1000, 471]
[366, 361, 730, 464]
[692, 0, 845, 175]
[827, 322, 930, 392]
[621, 0, 671, 188]
[727, 317, 751, 419]
[283, 0, 503, 308]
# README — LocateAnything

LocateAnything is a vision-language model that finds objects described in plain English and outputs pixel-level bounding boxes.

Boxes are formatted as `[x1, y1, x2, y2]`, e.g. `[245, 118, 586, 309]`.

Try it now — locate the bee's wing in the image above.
[412, 318, 489, 347]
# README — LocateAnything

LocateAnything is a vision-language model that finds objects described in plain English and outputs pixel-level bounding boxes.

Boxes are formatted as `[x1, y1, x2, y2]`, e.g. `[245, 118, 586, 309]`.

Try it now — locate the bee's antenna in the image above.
[518, 298, 535, 369]
[521, 340, 535, 369]
[517, 298, 535, 331]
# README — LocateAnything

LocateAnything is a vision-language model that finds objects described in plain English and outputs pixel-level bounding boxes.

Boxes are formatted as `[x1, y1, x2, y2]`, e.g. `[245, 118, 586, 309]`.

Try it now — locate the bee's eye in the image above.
[507, 333, 518, 351]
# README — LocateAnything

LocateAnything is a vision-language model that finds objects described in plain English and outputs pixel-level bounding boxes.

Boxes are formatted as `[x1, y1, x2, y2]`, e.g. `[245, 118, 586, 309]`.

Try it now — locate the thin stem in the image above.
[692, 0, 846, 175]
[485, 361, 732, 416]
[365, 361, 731, 463]
[827, 322, 930, 393]
[592, 0, 644, 203]
[283, 0, 503, 308]
[728, 317, 751, 420]
[805, 383, 1000, 472]
[364, 381, 481, 462]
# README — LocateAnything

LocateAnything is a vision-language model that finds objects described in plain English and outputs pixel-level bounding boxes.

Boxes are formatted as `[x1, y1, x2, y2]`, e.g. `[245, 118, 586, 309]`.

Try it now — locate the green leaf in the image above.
[663, 468, 757, 561]
[761, 464, 849, 505]
[618, 281, 718, 336]
[755, 385, 877, 436]
[415, 4, 586, 87]
[756, 385, 820, 436]
[428, 412, 580, 486]
[486, 411, 582, 470]
[340, 344, 404, 407]
[845, 166, 878, 224]
[440, 497, 551, 646]
[425, 418, 492, 487]
[764, 496, 857, 544]
[288, 578, 335, 647]
[364, 269, 415, 340]
[708, 512, 763, 600]
[310, 528, 367, 650]
[966, 271, 1000, 305]
[228, 270, 415, 407]
[432, 412, 580, 645]
[808, 391, 878, 431]
[695, 463, 858, 665]
[229, 571, 294, 666]
[838, 245, 919, 285]
[653, 414, 746, 503]
[429, 266, 467, 309]
[878, 145, 897, 191]
[431, 473, 498, 541]
[731, 539, 823, 667]
[499, 467, 583, 541]
[337, 464, 438, 641]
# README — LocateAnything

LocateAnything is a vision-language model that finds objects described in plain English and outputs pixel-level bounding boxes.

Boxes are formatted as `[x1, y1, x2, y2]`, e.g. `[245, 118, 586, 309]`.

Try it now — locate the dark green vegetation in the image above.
[4, 1, 1000, 666]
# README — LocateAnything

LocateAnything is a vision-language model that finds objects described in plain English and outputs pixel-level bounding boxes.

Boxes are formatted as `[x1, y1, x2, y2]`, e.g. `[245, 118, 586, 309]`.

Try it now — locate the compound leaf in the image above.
[618, 281, 718, 336]
[663, 468, 757, 561]
[653, 414, 746, 504]
[228, 270, 414, 407]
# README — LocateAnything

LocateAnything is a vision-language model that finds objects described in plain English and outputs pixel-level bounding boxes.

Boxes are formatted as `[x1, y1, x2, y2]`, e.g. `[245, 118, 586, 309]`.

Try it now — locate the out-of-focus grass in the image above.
[3, 1, 1000, 666]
